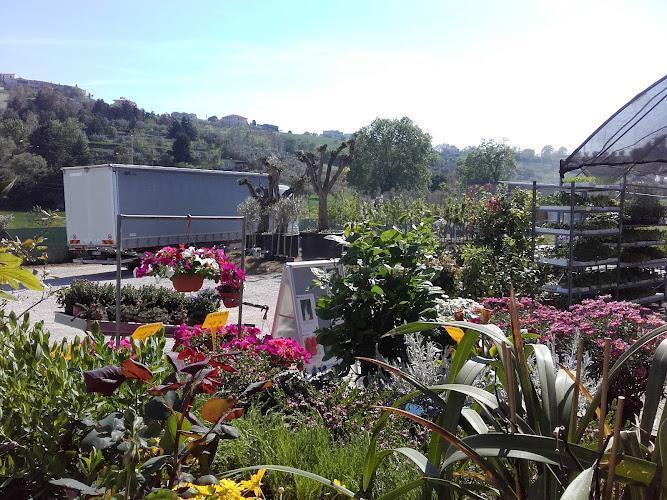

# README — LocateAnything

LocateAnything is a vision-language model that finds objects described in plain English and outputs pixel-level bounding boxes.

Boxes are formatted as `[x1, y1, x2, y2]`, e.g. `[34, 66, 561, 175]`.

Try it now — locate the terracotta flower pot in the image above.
[221, 290, 241, 308]
[171, 274, 204, 292]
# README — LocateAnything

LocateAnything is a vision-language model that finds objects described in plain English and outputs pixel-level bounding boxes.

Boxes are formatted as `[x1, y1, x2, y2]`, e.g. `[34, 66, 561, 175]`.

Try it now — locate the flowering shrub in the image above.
[216, 260, 246, 294]
[436, 297, 483, 321]
[483, 295, 665, 416]
[175, 324, 310, 397]
[136, 244, 234, 281]
[455, 187, 548, 298]
[174, 469, 265, 499]
[177, 324, 310, 369]
[269, 373, 427, 448]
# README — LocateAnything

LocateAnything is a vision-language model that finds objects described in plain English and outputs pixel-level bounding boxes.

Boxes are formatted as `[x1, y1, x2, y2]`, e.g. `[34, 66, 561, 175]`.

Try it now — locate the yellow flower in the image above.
[333, 479, 346, 489]
[174, 479, 244, 500]
[240, 468, 265, 497]
[444, 325, 465, 343]
[216, 478, 244, 499]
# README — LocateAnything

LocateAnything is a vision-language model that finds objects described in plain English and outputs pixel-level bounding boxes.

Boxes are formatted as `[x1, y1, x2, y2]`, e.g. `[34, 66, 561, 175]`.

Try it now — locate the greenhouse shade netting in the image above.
[560, 74, 667, 181]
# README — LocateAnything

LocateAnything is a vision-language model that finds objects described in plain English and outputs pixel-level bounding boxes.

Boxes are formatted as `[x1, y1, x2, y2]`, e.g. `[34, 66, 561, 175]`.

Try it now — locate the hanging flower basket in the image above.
[220, 290, 241, 308]
[216, 260, 246, 309]
[135, 245, 229, 293]
[171, 274, 204, 292]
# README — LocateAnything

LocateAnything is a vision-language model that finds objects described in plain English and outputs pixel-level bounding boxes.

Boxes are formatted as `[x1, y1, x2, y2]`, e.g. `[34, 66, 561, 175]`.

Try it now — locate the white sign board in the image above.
[272, 259, 340, 373]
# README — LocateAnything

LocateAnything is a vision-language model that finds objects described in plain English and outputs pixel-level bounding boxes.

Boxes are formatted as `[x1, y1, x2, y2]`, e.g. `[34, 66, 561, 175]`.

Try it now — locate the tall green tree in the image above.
[171, 133, 192, 164]
[349, 117, 435, 194]
[28, 118, 89, 169]
[456, 139, 516, 185]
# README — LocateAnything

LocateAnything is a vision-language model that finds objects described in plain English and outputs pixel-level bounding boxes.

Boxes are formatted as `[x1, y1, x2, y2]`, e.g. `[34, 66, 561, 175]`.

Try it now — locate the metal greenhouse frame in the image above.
[510, 74, 667, 307]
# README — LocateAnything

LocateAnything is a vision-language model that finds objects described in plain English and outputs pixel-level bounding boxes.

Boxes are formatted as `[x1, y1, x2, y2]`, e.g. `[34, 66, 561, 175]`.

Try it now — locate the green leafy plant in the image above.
[561, 175, 599, 184]
[540, 190, 591, 207]
[0, 247, 42, 300]
[457, 188, 547, 298]
[49, 345, 274, 497]
[625, 196, 666, 225]
[314, 221, 443, 376]
[56, 281, 220, 325]
[0, 315, 166, 496]
[354, 296, 667, 499]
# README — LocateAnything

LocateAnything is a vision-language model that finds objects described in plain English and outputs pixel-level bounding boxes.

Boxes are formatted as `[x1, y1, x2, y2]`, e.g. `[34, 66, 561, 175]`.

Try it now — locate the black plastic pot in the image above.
[300, 231, 344, 260]
[248, 233, 299, 259]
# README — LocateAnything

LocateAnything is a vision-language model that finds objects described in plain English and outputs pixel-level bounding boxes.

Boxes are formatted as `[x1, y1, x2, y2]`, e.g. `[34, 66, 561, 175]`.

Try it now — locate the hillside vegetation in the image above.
[0, 79, 567, 211]
[0, 81, 339, 209]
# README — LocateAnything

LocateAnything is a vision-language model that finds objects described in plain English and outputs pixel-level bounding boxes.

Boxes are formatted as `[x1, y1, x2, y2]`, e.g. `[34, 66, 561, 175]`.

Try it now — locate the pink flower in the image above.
[106, 337, 135, 358]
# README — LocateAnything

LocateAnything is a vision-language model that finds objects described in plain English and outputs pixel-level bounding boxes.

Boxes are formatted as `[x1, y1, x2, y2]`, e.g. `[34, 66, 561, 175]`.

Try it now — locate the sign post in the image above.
[272, 260, 340, 373]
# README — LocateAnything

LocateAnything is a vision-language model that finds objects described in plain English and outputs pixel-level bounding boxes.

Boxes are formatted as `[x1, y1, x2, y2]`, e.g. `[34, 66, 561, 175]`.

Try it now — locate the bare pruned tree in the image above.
[296, 139, 355, 231]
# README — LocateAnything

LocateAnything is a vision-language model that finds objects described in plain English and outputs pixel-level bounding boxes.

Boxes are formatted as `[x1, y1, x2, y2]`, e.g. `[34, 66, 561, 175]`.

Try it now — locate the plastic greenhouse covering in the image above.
[560, 75, 667, 182]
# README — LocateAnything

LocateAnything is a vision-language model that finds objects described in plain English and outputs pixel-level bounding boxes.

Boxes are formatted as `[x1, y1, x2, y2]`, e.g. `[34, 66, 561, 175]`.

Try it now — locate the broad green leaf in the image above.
[429, 384, 499, 410]
[640, 339, 667, 445]
[49, 478, 103, 495]
[530, 344, 558, 430]
[160, 412, 191, 452]
[379, 406, 516, 497]
[560, 466, 595, 500]
[462, 408, 489, 434]
[555, 369, 575, 430]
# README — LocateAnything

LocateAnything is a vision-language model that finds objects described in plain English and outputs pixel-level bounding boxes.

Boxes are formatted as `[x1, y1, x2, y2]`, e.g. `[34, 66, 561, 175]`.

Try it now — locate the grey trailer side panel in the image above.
[114, 166, 267, 250]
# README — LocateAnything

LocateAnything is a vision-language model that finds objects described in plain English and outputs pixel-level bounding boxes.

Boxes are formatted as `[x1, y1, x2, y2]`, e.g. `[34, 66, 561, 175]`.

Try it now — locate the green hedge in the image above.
[6, 227, 70, 263]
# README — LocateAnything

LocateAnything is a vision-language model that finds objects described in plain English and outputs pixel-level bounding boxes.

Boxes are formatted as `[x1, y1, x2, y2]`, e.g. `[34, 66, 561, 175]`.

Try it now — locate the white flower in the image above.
[181, 247, 196, 258]
[436, 297, 482, 321]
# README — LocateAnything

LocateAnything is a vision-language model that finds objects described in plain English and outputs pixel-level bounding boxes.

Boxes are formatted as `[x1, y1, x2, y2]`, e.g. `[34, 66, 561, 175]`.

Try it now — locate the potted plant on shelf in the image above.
[135, 245, 228, 292]
[216, 260, 246, 307]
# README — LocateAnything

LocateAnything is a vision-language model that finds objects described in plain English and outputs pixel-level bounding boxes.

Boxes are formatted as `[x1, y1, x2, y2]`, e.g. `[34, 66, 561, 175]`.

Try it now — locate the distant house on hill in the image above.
[221, 114, 248, 127]
[113, 97, 137, 107]
[0, 72, 85, 97]
[259, 123, 279, 132]
[322, 130, 346, 140]
[0, 73, 17, 87]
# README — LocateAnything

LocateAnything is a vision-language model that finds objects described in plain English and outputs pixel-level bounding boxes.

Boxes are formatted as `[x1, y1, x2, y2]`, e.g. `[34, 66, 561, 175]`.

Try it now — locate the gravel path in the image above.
[5, 262, 282, 343]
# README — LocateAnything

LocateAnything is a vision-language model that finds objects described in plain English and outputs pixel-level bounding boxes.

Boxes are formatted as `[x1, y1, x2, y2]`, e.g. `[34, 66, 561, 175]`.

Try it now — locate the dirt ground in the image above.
[5, 262, 283, 343]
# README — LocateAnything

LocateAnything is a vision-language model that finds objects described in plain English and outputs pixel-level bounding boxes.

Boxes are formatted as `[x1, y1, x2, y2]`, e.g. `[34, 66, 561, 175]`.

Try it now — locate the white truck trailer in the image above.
[62, 164, 268, 258]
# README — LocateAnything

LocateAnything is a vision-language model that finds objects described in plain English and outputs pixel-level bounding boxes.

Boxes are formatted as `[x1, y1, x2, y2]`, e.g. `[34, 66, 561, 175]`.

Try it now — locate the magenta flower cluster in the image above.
[175, 323, 311, 369]
[482, 295, 664, 353]
[135, 244, 244, 285]
[482, 295, 666, 416]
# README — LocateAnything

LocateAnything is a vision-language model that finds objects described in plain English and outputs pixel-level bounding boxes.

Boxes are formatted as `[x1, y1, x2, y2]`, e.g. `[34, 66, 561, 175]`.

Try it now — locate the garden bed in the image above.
[53, 312, 179, 337]
[56, 280, 221, 326]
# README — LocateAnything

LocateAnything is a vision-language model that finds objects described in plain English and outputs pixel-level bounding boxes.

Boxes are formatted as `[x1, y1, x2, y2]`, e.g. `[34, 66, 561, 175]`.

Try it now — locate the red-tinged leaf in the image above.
[209, 360, 236, 373]
[224, 408, 244, 421]
[148, 382, 184, 396]
[241, 380, 273, 398]
[182, 360, 210, 375]
[201, 397, 237, 423]
[120, 359, 153, 382]
[166, 350, 209, 374]
[83, 366, 125, 395]
[200, 380, 218, 394]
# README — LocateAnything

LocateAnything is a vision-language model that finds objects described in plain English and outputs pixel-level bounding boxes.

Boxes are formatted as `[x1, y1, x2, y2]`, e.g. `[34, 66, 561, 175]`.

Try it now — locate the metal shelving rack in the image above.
[508, 180, 667, 307]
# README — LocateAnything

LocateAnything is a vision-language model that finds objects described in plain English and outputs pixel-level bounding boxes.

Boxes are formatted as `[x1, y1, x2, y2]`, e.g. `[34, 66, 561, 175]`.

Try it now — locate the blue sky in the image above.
[1, 0, 666, 150]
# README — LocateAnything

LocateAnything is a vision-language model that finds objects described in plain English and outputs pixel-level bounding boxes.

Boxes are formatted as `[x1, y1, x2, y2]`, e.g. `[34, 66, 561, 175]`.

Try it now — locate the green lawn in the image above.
[0, 211, 66, 229]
